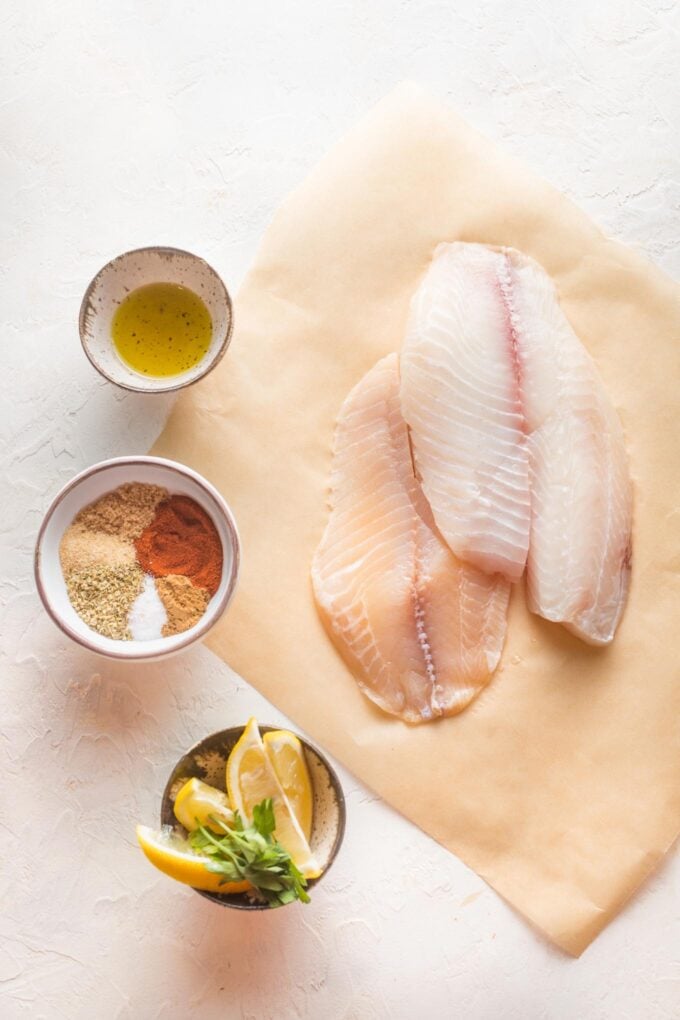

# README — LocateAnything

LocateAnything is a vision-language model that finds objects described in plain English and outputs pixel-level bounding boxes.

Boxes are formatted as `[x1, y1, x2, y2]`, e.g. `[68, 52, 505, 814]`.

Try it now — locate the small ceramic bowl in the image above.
[161, 725, 346, 909]
[34, 455, 239, 661]
[79, 246, 233, 393]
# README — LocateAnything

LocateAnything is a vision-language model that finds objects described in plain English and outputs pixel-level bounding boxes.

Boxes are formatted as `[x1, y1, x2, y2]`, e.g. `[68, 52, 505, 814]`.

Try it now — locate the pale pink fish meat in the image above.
[401, 242, 632, 645]
[510, 250, 633, 644]
[401, 242, 531, 582]
[311, 353, 510, 723]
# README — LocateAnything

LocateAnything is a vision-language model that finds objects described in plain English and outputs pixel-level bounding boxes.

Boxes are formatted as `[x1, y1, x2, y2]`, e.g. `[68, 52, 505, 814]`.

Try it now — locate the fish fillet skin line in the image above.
[401, 242, 633, 645]
[311, 353, 510, 723]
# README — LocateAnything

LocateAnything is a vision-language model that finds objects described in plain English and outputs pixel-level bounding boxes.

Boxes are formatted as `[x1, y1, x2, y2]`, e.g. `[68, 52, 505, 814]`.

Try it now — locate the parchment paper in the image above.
[152, 84, 680, 955]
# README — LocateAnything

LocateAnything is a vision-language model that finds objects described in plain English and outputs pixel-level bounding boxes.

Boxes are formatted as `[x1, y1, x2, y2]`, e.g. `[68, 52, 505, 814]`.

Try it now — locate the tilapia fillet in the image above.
[311, 353, 510, 723]
[401, 242, 633, 645]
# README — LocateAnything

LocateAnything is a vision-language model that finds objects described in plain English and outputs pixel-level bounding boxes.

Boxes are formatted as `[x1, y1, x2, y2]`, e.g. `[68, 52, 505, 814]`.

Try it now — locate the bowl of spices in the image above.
[35, 456, 239, 660]
[79, 247, 233, 393]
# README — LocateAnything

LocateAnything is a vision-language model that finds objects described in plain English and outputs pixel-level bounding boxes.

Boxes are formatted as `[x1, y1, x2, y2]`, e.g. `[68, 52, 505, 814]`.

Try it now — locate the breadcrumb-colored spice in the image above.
[59, 525, 135, 573]
[73, 482, 168, 541]
[65, 564, 144, 640]
[155, 574, 211, 636]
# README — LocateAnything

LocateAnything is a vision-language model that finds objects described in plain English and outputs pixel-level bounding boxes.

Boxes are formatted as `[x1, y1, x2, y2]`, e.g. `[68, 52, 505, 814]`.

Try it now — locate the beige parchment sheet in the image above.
[153, 84, 680, 955]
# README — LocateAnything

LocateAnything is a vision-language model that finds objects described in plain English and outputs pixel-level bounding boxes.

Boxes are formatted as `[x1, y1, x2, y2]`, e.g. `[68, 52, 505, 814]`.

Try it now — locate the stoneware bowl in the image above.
[34, 455, 239, 661]
[161, 724, 346, 909]
[79, 246, 233, 393]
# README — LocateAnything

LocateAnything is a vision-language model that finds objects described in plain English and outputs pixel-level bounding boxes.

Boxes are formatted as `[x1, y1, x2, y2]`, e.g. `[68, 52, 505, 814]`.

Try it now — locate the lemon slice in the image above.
[226, 718, 320, 878]
[136, 825, 250, 894]
[263, 730, 313, 841]
[173, 778, 234, 833]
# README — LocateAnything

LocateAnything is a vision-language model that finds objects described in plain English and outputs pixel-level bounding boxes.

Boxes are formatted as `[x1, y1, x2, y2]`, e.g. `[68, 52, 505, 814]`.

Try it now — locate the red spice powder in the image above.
[134, 494, 223, 596]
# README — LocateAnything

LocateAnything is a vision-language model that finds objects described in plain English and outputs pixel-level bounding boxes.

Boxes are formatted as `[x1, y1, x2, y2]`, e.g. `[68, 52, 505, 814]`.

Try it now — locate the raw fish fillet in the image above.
[511, 251, 633, 644]
[311, 353, 510, 723]
[400, 242, 633, 645]
[401, 243, 531, 582]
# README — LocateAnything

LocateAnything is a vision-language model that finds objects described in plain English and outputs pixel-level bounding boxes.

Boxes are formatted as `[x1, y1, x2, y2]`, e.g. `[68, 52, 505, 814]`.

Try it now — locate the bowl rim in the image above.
[34, 454, 240, 660]
[161, 723, 347, 910]
[78, 245, 234, 394]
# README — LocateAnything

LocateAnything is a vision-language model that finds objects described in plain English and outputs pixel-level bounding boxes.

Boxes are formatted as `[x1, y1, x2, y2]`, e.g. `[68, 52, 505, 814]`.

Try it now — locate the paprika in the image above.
[134, 494, 223, 596]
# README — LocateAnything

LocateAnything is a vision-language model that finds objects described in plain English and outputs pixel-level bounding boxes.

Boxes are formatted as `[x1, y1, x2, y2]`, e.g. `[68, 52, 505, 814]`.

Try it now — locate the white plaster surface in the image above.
[2, 2, 679, 1017]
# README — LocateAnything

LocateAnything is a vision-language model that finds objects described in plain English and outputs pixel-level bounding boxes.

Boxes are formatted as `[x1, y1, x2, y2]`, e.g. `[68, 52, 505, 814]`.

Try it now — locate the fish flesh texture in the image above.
[311, 353, 510, 723]
[400, 243, 632, 645]
[401, 243, 632, 644]
[510, 249, 632, 644]
[400, 243, 531, 582]
[312, 354, 510, 721]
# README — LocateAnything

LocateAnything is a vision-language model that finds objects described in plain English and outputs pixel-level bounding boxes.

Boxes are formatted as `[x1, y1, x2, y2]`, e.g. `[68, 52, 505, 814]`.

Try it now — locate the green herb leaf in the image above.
[252, 798, 276, 838]
[188, 798, 310, 907]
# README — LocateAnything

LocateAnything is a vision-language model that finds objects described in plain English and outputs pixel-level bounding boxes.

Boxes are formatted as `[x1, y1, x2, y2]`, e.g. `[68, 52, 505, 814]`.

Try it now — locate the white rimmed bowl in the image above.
[79, 247, 233, 393]
[34, 456, 239, 661]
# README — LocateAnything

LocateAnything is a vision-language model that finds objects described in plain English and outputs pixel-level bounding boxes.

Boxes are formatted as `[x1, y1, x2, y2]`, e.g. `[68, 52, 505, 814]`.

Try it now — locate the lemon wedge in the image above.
[226, 718, 320, 879]
[136, 824, 250, 894]
[263, 730, 314, 842]
[173, 778, 234, 833]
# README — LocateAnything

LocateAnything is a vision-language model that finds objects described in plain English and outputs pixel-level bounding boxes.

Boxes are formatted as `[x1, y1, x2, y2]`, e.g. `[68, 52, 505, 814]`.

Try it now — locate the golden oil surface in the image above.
[111, 282, 212, 377]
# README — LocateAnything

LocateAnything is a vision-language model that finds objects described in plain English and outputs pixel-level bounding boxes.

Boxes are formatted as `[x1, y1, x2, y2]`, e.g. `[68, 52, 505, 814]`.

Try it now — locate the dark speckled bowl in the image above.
[161, 724, 346, 909]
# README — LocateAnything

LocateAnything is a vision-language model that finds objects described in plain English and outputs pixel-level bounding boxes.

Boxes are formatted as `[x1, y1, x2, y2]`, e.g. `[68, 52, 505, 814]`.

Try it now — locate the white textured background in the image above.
[2, 2, 679, 1018]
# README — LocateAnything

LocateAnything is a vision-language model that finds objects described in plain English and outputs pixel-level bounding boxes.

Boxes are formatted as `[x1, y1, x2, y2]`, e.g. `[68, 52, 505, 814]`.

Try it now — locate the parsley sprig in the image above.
[189, 798, 310, 907]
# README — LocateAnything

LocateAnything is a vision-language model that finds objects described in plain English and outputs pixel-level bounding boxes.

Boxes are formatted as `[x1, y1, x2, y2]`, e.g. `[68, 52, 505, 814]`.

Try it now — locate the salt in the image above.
[129, 574, 167, 641]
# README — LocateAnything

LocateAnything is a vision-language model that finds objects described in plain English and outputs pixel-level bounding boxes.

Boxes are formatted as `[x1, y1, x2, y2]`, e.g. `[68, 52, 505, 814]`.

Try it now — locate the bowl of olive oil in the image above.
[79, 246, 233, 392]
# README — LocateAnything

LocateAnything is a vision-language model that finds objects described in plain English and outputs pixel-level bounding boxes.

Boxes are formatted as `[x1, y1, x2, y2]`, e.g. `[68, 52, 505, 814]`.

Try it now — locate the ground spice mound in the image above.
[155, 574, 211, 636]
[135, 494, 223, 595]
[60, 525, 135, 573]
[74, 482, 168, 541]
[65, 564, 144, 640]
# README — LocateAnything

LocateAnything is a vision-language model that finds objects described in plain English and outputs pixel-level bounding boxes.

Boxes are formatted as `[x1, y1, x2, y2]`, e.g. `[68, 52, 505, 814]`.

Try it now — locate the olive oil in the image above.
[111, 282, 212, 377]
